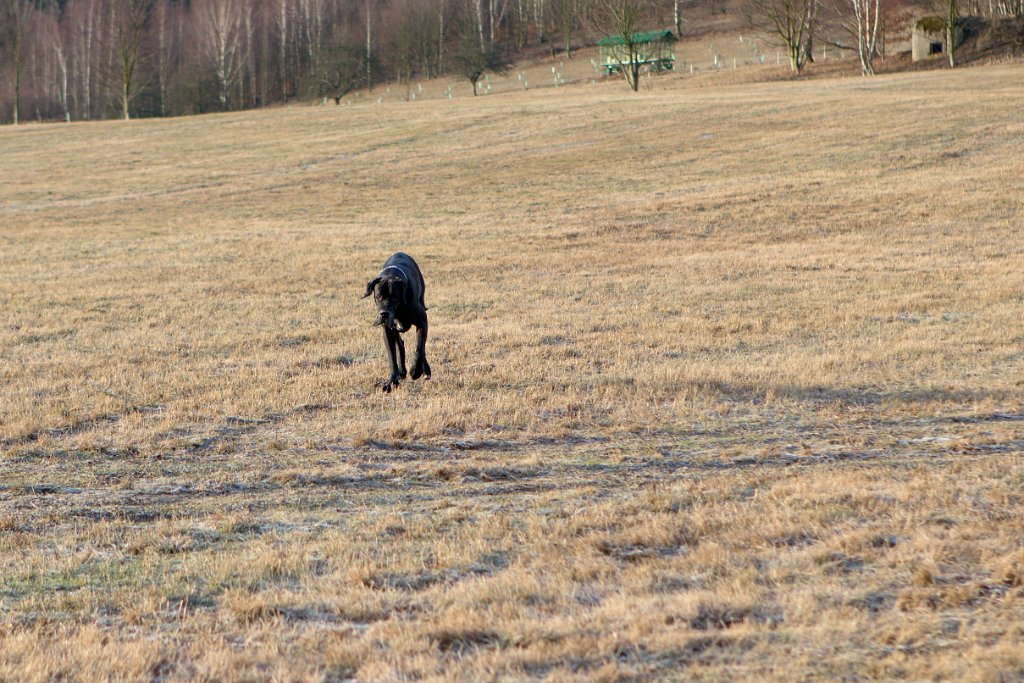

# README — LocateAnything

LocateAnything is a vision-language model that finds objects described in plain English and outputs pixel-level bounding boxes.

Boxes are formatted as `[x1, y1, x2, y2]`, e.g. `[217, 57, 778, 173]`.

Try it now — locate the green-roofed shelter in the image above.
[598, 30, 677, 76]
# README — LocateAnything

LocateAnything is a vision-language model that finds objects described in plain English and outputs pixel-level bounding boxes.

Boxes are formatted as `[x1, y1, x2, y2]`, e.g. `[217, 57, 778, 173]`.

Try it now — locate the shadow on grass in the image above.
[690, 379, 1022, 414]
[1, 403, 165, 449]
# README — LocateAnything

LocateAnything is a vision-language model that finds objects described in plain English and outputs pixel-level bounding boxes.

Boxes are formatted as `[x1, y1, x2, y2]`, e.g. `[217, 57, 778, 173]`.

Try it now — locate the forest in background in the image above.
[0, 0, 1021, 123]
[2, 0, 608, 123]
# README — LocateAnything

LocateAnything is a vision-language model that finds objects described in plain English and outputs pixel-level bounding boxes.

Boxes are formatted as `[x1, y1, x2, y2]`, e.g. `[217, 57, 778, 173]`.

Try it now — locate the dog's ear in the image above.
[362, 277, 381, 299]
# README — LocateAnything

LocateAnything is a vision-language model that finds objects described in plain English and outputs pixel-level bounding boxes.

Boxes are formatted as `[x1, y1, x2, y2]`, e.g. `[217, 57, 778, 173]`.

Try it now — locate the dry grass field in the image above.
[2, 64, 1023, 682]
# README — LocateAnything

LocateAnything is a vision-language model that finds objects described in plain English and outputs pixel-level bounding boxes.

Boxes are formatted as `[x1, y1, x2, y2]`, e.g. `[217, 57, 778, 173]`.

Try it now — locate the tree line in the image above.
[0, 0, 607, 123]
[2, 0, 1021, 123]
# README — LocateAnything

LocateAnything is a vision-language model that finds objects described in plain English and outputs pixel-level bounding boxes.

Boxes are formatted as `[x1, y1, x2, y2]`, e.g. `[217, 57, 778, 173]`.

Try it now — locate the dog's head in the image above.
[362, 275, 407, 330]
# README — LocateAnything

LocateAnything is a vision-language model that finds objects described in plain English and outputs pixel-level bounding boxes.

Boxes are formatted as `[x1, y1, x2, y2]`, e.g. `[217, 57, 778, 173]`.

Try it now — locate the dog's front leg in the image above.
[395, 333, 408, 379]
[382, 327, 403, 392]
[410, 315, 431, 380]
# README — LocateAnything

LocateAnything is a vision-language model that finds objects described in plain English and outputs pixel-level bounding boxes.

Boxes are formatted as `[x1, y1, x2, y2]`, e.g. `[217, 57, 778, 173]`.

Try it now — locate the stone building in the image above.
[912, 16, 964, 61]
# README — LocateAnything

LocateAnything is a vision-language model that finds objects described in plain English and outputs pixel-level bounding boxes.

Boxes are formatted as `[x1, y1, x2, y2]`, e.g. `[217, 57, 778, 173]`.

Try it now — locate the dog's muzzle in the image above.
[375, 313, 402, 331]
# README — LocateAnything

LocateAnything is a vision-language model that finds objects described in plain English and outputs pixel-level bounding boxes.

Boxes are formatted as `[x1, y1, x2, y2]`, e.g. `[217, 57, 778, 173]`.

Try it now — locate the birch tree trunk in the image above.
[489, 0, 495, 43]
[245, 5, 255, 107]
[438, 0, 445, 70]
[13, 13, 23, 124]
[489, 0, 510, 44]
[475, 0, 486, 51]
[365, 0, 372, 88]
[4, 0, 31, 125]
[745, 0, 816, 73]
[279, 0, 289, 99]
[947, 0, 957, 67]
[83, 0, 96, 118]
[851, 0, 880, 75]
[298, 0, 325, 75]
[114, 0, 151, 121]
[197, 0, 246, 109]
[55, 42, 71, 122]
[156, 0, 169, 115]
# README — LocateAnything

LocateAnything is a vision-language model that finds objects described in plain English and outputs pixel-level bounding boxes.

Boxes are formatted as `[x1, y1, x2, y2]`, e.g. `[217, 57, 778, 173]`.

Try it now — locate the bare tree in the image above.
[3, 0, 33, 124]
[533, 0, 546, 43]
[472, 0, 487, 50]
[317, 36, 363, 103]
[438, 0, 447, 70]
[745, 0, 818, 72]
[195, 0, 248, 109]
[802, 0, 817, 64]
[850, 0, 881, 73]
[947, 0, 957, 66]
[112, 0, 153, 120]
[38, 9, 72, 122]
[297, 0, 328, 75]
[65, 0, 100, 120]
[513, 0, 530, 48]
[383, 1, 417, 83]
[826, 0, 881, 74]
[364, 0, 373, 88]
[451, 26, 508, 94]
[154, 0, 173, 115]
[593, 0, 654, 91]
[550, 0, 576, 56]
[379, 0, 444, 82]
[489, 0, 511, 43]
[54, 38, 70, 122]
[277, 0, 291, 99]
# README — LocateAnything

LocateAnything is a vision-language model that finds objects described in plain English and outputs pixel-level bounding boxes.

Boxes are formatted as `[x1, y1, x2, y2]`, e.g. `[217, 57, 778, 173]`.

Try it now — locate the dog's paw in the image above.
[411, 358, 431, 381]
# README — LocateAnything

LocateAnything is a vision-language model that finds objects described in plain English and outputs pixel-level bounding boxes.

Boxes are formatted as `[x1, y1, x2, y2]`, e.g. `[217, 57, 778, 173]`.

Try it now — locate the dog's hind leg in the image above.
[410, 317, 431, 380]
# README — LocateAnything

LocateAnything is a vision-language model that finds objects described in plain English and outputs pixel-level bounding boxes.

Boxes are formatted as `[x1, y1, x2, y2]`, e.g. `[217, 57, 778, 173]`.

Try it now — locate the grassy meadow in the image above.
[1, 64, 1023, 681]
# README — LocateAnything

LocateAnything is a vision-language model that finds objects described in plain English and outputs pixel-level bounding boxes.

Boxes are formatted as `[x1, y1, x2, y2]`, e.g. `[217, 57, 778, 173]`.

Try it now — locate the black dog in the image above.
[362, 252, 431, 392]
